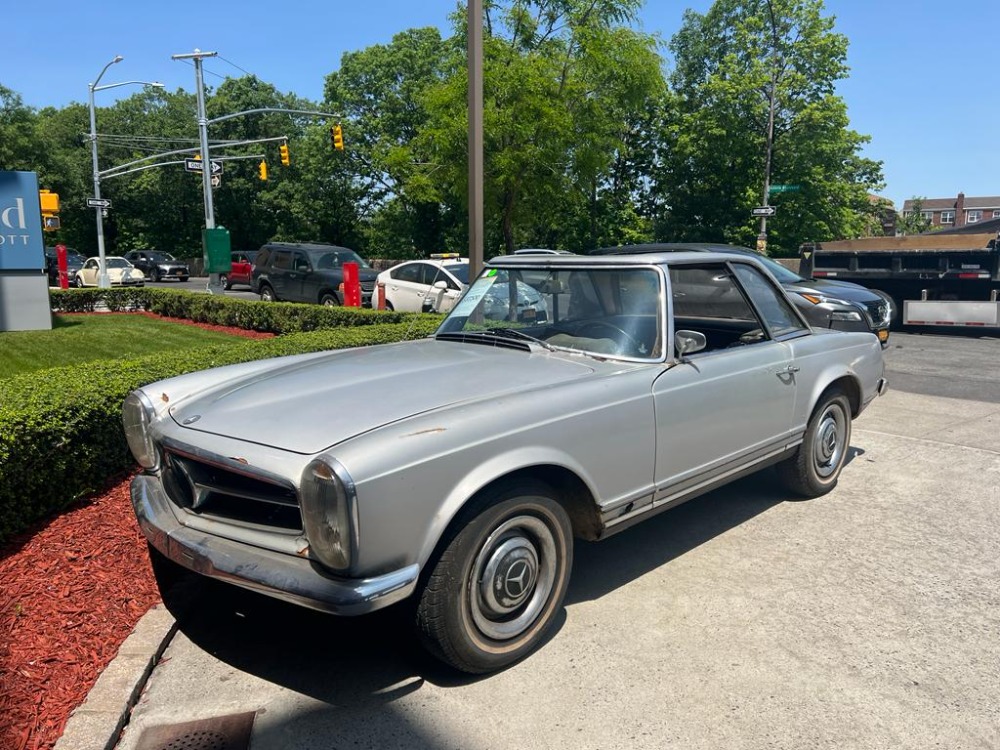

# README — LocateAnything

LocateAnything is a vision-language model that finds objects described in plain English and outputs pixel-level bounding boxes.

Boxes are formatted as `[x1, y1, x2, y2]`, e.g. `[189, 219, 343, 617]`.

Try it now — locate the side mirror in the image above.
[433, 280, 448, 290]
[674, 330, 707, 357]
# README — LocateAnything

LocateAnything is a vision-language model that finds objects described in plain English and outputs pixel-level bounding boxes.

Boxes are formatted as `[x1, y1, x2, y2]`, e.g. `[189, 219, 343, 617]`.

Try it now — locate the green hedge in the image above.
[0, 318, 441, 544]
[49, 288, 413, 333]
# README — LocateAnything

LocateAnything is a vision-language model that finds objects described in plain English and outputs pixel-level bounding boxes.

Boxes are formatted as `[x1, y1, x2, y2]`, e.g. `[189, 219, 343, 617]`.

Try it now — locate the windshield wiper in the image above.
[483, 327, 555, 351]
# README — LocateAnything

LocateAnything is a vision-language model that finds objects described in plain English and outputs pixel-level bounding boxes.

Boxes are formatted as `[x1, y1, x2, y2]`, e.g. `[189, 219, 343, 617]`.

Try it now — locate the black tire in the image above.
[384, 300, 394, 311]
[74, 274, 84, 288]
[259, 284, 276, 302]
[220, 274, 231, 290]
[776, 390, 852, 498]
[320, 292, 340, 306]
[178, 276, 189, 283]
[151, 268, 161, 282]
[416, 481, 573, 673]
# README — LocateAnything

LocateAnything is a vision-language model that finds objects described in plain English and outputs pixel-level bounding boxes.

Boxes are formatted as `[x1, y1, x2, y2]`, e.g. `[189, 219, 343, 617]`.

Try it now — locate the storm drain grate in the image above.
[133, 711, 256, 750]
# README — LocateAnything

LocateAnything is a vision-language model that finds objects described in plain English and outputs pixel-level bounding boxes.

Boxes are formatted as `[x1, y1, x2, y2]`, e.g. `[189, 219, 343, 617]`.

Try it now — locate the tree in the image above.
[654, 0, 884, 254]
[896, 197, 933, 235]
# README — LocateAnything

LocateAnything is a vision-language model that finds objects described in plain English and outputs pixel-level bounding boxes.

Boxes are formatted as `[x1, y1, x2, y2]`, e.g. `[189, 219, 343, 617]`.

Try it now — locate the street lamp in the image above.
[88, 56, 164, 287]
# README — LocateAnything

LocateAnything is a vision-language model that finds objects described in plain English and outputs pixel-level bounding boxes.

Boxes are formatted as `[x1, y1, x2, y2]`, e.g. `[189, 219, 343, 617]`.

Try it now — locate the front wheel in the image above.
[259, 284, 276, 302]
[776, 390, 852, 498]
[219, 274, 230, 290]
[320, 292, 340, 306]
[416, 482, 573, 673]
[151, 268, 160, 282]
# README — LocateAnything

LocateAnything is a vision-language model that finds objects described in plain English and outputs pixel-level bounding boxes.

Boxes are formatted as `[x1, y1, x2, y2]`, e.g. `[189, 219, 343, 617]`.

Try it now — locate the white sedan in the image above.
[377, 255, 547, 320]
[74, 257, 146, 287]
[377, 255, 470, 312]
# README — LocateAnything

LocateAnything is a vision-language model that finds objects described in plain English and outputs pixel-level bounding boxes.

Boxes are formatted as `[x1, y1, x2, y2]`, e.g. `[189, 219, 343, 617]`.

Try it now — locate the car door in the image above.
[290, 250, 318, 303]
[385, 262, 428, 312]
[651, 261, 806, 505]
[80, 259, 99, 286]
[268, 250, 294, 299]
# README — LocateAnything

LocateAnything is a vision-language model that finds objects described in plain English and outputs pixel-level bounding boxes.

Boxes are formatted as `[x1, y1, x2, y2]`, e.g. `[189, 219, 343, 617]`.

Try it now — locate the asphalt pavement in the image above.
[54, 334, 1000, 750]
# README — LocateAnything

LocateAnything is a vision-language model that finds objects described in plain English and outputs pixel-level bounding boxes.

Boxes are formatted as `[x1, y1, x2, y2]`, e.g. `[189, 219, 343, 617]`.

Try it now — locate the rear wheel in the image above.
[416, 481, 573, 673]
[259, 284, 276, 302]
[219, 274, 230, 290]
[777, 390, 852, 497]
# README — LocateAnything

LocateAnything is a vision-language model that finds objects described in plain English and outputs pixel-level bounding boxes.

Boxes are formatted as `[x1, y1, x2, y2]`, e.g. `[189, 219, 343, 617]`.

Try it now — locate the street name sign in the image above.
[751, 206, 777, 217]
[184, 159, 223, 175]
[768, 184, 801, 194]
[86, 198, 112, 209]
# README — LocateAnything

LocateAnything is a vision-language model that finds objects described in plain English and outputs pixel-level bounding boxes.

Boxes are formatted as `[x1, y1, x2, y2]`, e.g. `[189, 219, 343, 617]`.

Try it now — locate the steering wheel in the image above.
[573, 321, 644, 355]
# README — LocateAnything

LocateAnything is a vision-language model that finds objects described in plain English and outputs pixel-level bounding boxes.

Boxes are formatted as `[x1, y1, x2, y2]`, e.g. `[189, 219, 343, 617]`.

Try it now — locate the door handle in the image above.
[778, 365, 800, 374]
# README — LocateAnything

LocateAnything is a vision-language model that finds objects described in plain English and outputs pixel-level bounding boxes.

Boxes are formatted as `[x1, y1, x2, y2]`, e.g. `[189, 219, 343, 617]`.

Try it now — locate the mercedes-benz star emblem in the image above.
[504, 559, 530, 598]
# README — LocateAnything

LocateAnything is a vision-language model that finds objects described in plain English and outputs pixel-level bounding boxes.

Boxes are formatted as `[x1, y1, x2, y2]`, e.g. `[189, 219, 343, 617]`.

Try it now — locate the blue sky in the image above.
[6, 1, 999, 209]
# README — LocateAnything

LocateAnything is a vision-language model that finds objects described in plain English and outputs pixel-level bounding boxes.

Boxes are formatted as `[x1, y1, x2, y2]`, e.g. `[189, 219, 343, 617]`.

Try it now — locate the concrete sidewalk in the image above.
[57, 388, 1000, 750]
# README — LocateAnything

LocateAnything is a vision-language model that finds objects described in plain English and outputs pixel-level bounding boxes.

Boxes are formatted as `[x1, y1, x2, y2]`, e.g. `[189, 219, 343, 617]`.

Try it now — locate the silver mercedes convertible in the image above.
[125, 250, 886, 673]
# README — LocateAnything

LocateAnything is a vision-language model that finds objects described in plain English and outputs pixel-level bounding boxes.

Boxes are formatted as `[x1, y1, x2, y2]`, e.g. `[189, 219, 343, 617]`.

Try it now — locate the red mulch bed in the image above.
[0, 475, 158, 750]
[0, 315, 272, 749]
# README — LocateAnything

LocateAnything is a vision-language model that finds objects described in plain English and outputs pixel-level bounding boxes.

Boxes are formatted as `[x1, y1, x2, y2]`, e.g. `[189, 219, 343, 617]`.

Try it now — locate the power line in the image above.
[217, 55, 256, 78]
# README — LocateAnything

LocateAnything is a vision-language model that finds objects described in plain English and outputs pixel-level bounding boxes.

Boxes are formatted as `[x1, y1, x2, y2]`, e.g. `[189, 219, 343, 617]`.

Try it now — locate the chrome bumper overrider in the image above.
[131, 474, 419, 615]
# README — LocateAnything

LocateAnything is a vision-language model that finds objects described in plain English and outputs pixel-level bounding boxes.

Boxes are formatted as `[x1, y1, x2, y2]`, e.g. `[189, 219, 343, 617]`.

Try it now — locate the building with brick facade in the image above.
[902, 193, 1000, 230]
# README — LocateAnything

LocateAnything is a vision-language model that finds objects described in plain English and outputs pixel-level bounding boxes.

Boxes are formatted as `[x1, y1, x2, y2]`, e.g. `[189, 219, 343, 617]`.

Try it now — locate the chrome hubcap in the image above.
[813, 406, 845, 478]
[470, 515, 556, 641]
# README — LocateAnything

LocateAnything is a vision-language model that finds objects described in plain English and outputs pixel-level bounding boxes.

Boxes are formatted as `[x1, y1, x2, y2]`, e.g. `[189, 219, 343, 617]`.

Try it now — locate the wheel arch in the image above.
[417, 462, 603, 582]
[817, 374, 862, 417]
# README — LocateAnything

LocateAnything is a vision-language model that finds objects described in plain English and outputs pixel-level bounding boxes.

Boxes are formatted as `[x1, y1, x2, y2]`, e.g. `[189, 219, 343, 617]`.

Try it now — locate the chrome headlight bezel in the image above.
[123, 390, 160, 471]
[300, 457, 359, 573]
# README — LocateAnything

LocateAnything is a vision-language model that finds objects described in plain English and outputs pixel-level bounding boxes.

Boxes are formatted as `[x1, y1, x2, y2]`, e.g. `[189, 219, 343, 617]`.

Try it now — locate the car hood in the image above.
[784, 277, 882, 303]
[167, 339, 597, 454]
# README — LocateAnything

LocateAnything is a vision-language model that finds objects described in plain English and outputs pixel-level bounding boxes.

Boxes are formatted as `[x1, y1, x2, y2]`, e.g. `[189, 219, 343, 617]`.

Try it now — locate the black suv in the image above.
[251, 242, 378, 306]
[44, 246, 85, 286]
[593, 243, 894, 347]
[123, 250, 190, 282]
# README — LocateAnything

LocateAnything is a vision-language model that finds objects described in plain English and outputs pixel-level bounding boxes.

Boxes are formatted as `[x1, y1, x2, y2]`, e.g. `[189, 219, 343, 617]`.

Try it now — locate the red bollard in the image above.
[376, 281, 386, 310]
[56, 244, 69, 289]
[342, 261, 361, 307]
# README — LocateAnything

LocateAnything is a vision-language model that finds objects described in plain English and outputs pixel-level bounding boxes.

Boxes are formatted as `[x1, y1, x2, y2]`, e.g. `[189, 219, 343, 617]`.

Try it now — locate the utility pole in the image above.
[172, 49, 225, 293]
[468, 0, 484, 279]
[757, 0, 781, 256]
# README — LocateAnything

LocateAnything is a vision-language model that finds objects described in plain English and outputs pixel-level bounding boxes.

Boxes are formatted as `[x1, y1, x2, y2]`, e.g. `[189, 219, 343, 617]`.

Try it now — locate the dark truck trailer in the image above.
[800, 233, 1000, 328]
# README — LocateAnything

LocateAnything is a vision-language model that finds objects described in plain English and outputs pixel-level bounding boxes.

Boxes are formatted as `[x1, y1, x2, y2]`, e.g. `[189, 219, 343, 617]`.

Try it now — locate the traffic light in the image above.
[279, 143, 290, 166]
[258, 160, 268, 181]
[331, 124, 344, 151]
[38, 189, 60, 214]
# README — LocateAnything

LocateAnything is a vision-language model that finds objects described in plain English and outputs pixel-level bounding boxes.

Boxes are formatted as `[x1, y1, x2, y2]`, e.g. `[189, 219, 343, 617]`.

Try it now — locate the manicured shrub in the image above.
[0, 318, 441, 543]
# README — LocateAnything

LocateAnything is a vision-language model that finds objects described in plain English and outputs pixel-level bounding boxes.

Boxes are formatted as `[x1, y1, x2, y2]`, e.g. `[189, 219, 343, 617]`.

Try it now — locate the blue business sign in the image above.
[0, 171, 45, 271]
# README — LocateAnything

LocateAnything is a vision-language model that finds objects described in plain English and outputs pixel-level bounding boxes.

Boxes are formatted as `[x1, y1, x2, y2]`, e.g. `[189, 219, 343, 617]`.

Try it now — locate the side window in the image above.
[255, 248, 271, 267]
[731, 263, 807, 338]
[392, 264, 422, 283]
[293, 252, 311, 272]
[668, 264, 763, 353]
[419, 263, 446, 286]
[272, 250, 292, 271]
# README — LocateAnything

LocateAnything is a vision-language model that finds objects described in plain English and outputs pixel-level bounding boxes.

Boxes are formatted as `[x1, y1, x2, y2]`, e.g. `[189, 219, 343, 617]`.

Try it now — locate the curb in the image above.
[54, 605, 177, 750]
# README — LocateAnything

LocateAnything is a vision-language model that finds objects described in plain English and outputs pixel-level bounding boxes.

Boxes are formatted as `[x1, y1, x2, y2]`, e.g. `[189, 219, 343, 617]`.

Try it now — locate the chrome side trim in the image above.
[132, 474, 418, 615]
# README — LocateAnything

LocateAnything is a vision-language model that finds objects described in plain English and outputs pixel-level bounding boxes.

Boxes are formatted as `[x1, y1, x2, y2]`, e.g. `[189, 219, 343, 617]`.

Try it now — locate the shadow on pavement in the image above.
[156, 464, 830, 711]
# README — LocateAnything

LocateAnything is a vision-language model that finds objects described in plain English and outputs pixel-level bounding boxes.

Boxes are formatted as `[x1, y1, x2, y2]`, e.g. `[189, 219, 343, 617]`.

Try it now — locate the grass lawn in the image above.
[0, 314, 247, 379]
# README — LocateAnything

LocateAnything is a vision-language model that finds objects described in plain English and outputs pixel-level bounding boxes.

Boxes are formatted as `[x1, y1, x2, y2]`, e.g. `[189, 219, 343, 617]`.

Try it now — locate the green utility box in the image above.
[202, 226, 231, 273]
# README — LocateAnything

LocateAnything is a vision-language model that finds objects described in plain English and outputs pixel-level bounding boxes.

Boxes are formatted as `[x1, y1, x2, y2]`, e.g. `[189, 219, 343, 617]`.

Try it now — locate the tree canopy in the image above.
[3, 0, 884, 260]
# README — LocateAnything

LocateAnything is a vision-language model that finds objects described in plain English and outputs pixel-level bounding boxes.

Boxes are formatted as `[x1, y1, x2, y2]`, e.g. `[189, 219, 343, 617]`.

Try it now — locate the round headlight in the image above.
[300, 458, 358, 572]
[123, 390, 159, 470]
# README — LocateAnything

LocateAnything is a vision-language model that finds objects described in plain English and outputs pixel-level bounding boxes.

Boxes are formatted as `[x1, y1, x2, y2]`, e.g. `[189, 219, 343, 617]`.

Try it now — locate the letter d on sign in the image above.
[1, 198, 26, 230]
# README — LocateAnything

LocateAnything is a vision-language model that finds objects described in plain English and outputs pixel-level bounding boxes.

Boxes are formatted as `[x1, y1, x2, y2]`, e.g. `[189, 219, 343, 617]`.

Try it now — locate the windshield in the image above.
[753, 254, 804, 283]
[148, 252, 176, 262]
[444, 263, 470, 284]
[106, 258, 132, 269]
[308, 248, 371, 269]
[437, 266, 663, 360]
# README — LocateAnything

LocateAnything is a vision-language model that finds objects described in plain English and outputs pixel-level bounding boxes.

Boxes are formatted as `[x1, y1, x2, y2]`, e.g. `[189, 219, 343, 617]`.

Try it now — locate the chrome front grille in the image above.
[161, 449, 302, 532]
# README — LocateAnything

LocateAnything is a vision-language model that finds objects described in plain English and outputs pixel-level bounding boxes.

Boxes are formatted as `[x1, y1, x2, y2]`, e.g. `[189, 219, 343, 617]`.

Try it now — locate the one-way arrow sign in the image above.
[751, 206, 777, 217]
[87, 198, 112, 209]
[184, 159, 223, 175]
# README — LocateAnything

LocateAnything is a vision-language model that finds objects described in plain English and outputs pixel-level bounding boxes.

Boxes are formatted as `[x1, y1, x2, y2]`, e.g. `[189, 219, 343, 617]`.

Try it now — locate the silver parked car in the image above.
[125, 251, 886, 673]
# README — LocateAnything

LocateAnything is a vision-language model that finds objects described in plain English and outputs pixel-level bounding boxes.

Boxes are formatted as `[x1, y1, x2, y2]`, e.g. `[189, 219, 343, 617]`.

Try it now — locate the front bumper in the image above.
[131, 474, 419, 615]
